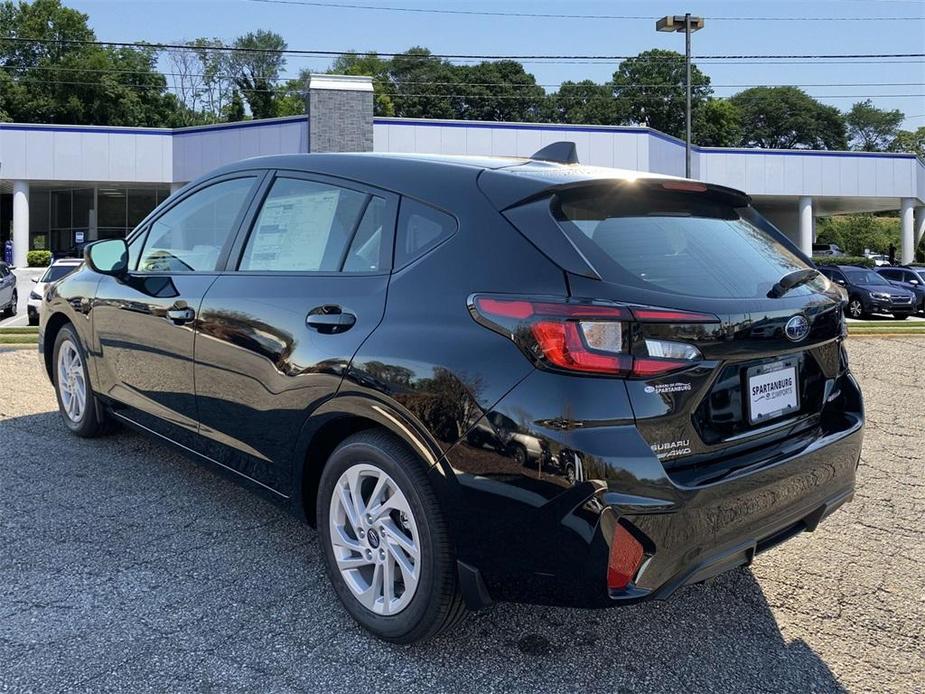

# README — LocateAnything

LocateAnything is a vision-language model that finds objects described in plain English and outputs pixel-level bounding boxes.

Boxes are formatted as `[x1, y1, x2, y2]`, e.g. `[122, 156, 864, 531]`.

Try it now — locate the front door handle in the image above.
[306, 305, 356, 334]
[166, 305, 195, 324]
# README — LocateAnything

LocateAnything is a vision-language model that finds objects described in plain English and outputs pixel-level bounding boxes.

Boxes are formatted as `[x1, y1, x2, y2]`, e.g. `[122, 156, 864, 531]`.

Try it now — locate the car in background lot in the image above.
[28, 258, 83, 325]
[812, 243, 845, 257]
[876, 266, 925, 314]
[0, 261, 17, 318]
[866, 254, 891, 267]
[818, 264, 916, 319]
[38, 150, 864, 643]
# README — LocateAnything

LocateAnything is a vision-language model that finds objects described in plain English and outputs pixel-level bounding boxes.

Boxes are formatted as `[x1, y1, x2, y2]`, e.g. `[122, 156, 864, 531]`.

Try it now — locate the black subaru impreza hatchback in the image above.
[39, 148, 863, 643]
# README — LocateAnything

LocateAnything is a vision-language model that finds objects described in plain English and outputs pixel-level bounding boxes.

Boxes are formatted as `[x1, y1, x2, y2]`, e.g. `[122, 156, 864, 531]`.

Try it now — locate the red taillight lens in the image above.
[607, 523, 645, 590]
[470, 295, 715, 378]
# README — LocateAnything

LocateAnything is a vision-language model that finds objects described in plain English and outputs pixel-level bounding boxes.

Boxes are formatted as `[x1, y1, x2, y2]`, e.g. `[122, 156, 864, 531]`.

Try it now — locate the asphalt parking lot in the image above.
[1, 339, 922, 693]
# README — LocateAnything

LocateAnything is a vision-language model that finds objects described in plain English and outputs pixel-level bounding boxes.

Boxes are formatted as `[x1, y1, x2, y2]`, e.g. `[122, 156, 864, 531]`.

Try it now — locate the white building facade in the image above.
[2, 75, 924, 267]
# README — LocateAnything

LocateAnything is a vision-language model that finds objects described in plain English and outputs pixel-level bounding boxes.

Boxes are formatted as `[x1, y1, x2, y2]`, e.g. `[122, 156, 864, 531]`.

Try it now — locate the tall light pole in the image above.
[656, 13, 704, 178]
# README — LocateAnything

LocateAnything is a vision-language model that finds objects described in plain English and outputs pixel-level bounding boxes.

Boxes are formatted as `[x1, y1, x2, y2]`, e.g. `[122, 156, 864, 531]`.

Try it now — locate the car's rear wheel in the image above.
[2, 290, 16, 317]
[53, 325, 108, 437]
[317, 430, 466, 643]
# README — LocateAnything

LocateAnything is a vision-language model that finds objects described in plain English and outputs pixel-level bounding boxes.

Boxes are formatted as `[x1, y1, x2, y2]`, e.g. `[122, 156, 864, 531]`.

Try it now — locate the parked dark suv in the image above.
[818, 264, 916, 319]
[876, 266, 925, 314]
[39, 150, 864, 643]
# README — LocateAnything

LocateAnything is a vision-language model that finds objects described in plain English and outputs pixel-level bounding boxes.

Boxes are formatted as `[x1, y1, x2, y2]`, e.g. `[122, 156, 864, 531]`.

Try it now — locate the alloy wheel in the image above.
[848, 300, 863, 318]
[329, 463, 420, 616]
[57, 339, 86, 423]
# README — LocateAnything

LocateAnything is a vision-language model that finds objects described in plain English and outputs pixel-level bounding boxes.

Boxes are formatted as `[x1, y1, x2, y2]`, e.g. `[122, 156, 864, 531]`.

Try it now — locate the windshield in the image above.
[844, 269, 889, 286]
[553, 185, 823, 299]
[40, 264, 80, 283]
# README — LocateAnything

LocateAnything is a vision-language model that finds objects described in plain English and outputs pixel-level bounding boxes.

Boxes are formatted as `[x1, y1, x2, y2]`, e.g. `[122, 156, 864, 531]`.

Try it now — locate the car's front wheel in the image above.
[317, 430, 466, 643]
[893, 313, 910, 320]
[52, 324, 108, 437]
[846, 297, 866, 319]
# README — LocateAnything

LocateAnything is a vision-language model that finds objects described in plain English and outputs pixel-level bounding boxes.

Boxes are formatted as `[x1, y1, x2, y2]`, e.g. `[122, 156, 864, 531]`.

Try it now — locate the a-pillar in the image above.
[900, 198, 915, 264]
[798, 196, 813, 257]
[12, 181, 29, 268]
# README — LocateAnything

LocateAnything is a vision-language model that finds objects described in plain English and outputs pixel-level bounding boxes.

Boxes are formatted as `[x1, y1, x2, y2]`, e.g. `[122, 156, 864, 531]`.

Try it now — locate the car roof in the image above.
[198, 152, 746, 210]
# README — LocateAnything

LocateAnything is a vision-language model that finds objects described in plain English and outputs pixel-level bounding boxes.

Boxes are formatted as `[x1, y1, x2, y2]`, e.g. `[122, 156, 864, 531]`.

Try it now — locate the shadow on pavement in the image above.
[0, 410, 846, 693]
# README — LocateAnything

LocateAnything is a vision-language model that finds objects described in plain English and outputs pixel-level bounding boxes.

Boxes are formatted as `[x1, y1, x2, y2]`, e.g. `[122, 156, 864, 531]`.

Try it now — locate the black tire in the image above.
[27, 311, 39, 326]
[1, 290, 15, 318]
[845, 297, 867, 320]
[893, 313, 910, 320]
[510, 443, 528, 468]
[317, 429, 466, 643]
[52, 324, 108, 437]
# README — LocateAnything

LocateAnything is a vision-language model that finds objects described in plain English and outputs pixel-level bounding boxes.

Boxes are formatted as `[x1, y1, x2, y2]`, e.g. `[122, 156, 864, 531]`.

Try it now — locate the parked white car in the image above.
[867, 254, 891, 267]
[27, 258, 83, 325]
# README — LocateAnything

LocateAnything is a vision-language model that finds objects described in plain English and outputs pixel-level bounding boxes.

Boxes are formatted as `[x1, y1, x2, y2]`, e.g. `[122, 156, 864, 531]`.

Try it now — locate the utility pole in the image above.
[656, 14, 705, 178]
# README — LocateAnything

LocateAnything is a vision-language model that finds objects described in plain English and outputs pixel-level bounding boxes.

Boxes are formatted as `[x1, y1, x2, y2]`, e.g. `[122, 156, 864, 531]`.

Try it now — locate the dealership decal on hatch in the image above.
[644, 382, 693, 395]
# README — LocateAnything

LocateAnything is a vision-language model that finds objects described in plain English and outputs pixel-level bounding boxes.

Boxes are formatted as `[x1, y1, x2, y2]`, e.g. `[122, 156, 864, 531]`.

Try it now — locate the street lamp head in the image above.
[656, 15, 705, 32]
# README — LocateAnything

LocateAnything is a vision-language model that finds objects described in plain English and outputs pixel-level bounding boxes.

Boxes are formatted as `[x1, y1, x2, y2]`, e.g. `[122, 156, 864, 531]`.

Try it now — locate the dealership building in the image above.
[2, 74, 924, 268]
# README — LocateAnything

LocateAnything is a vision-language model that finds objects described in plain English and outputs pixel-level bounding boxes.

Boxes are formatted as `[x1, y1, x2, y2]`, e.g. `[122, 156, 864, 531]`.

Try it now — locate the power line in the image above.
[3, 65, 923, 90]
[241, 0, 923, 21]
[2, 36, 923, 61]
[6, 75, 924, 100]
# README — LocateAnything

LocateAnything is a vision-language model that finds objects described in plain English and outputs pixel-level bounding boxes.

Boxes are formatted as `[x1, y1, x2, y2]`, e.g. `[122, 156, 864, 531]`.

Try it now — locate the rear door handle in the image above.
[166, 306, 196, 324]
[306, 306, 356, 334]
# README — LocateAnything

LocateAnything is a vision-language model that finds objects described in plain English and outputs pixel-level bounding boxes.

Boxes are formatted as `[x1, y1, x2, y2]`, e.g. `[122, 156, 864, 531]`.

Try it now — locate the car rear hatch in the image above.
[479, 167, 849, 484]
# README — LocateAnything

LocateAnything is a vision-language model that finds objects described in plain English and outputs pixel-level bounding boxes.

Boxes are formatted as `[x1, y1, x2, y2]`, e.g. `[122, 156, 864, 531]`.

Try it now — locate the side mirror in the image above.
[836, 279, 846, 286]
[31, 277, 38, 283]
[85, 239, 128, 277]
[910, 279, 920, 285]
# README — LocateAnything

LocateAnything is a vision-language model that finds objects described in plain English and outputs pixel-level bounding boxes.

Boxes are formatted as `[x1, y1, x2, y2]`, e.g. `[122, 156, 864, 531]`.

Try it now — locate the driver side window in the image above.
[138, 177, 256, 272]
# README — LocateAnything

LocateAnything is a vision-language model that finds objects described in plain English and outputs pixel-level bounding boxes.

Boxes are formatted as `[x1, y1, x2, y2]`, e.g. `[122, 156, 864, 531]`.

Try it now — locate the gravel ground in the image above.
[0, 340, 922, 693]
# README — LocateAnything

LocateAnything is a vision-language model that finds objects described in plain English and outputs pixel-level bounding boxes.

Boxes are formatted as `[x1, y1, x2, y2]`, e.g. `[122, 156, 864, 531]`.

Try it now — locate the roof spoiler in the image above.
[530, 141, 579, 165]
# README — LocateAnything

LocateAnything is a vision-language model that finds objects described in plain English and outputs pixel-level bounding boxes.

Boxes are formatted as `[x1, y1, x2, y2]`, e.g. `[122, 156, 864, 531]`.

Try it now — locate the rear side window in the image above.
[394, 199, 457, 269]
[553, 184, 823, 299]
[41, 264, 80, 282]
[240, 178, 370, 272]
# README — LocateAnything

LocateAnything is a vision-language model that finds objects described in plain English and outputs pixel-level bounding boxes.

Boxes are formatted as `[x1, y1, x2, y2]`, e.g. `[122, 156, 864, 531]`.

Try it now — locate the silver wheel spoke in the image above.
[328, 463, 421, 616]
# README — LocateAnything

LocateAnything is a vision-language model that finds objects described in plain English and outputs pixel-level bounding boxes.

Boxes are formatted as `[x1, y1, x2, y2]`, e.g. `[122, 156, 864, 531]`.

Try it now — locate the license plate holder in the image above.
[746, 359, 800, 425]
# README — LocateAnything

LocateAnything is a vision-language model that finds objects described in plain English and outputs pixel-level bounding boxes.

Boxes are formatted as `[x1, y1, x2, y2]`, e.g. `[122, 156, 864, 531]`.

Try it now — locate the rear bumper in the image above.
[450, 371, 863, 609]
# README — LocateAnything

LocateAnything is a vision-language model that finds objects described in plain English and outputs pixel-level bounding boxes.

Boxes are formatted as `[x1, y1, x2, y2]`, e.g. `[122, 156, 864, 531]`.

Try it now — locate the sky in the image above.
[66, 0, 925, 129]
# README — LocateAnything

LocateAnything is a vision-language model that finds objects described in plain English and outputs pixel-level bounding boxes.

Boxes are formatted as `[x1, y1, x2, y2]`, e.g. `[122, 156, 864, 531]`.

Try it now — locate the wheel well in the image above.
[301, 415, 380, 527]
[42, 313, 72, 381]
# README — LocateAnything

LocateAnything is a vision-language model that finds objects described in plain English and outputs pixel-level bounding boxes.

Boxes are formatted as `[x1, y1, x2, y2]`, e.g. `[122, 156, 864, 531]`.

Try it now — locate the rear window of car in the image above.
[552, 184, 823, 299]
[41, 264, 81, 282]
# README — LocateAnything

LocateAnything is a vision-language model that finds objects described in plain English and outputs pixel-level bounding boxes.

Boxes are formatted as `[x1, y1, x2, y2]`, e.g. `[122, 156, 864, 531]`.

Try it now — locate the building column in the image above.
[12, 180, 29, 268]
[914, 206, 925, 252]
[798, 196, 813, 257]
[900, 198, 915, 264]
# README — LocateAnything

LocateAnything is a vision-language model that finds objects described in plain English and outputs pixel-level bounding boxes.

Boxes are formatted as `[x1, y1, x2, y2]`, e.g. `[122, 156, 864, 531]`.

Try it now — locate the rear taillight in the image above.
[607, 523, 645, 590]
[470, 295, 717, 378]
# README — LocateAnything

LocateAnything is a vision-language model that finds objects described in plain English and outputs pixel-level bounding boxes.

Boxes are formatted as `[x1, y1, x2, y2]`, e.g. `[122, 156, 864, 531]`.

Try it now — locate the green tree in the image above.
[693, 99, 742, 147]
[453, 60, 545, 122]
[229, 30, 286, 119]
[388, 47, 458, 119]
[890, 127, 925, 159]
[544, 80, 619, 125]
[845, 99, 904, 151]
[731, 86, 847, 149]
[0, 0, 178, 126]
[611, 49, 711, 138]
[224, 89, 246, 121]
[816, 214, 900, 256]
[329, 52, 395, 116]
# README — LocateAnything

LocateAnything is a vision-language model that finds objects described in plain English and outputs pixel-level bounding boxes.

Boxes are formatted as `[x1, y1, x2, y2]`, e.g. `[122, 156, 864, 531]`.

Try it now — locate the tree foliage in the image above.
[890, 127, 925, 159]
[730, 87, 847, 150]
[815, 214, 900, 256]
[693, 99, 742, 147]
[0, 0, 180, 126]
[611, 49, 711, 139]
[229, 30, 287, 120]
[846, 99, 904, 151]
[544, 80, 620, 125]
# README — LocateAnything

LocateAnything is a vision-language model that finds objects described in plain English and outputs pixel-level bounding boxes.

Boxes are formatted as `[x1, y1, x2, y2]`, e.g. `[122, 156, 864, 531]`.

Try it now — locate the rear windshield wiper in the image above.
[767, 268, 821, 298]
